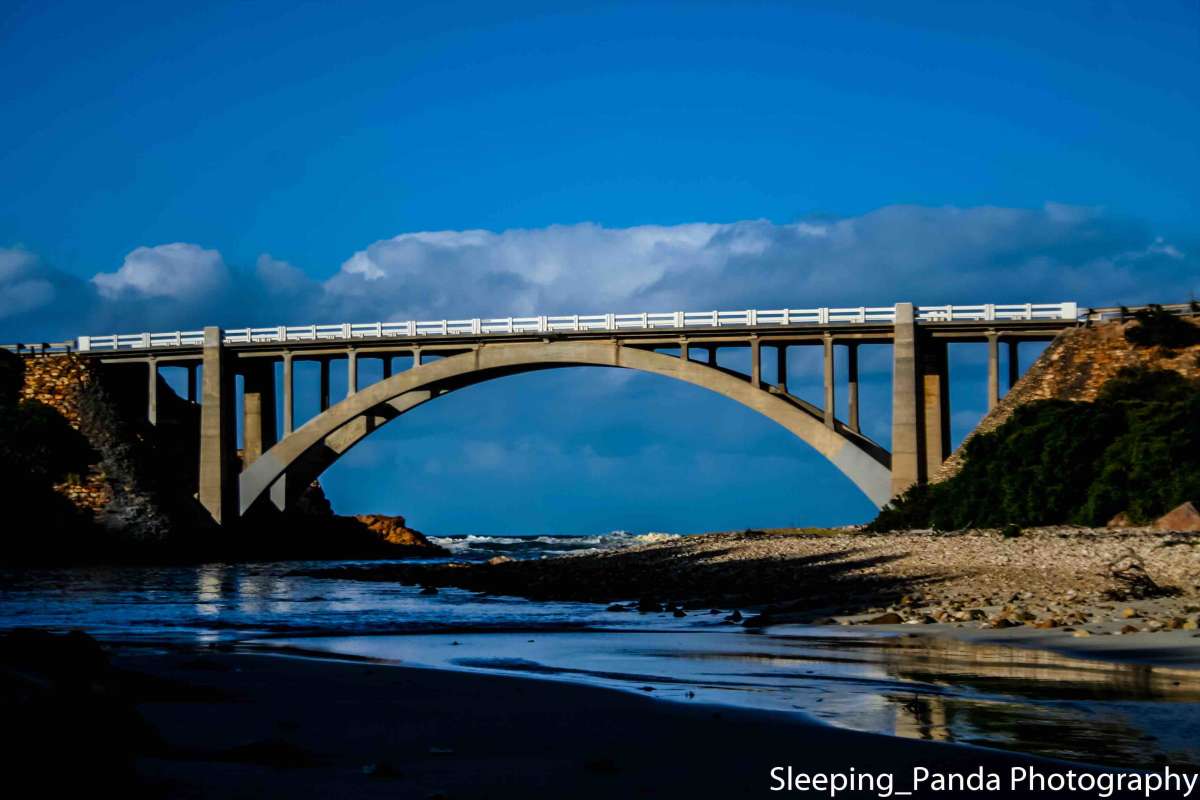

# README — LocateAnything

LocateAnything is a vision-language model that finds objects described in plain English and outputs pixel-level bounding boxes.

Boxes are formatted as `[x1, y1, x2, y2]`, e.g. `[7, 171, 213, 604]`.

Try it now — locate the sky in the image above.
[1, 0, 1198, 533]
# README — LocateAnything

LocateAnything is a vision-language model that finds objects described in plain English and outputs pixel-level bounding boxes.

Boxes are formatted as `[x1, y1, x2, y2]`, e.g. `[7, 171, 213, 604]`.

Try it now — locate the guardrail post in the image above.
[77, 335, 90, 352]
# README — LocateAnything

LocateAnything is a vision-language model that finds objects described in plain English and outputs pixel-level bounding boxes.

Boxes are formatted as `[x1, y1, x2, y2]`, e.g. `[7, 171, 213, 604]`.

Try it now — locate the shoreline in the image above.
[106, 644, 1168, 798]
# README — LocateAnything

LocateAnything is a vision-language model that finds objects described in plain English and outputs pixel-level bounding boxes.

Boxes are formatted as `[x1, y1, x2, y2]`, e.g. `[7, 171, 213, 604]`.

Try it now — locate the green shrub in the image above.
[1124, 305, 1200, 349]
[870, 368, 1200, 531]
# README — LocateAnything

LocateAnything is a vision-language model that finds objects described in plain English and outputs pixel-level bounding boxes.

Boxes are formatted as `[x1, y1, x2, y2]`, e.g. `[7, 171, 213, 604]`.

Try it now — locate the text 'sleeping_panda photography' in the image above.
[2, 1, 1200, 798]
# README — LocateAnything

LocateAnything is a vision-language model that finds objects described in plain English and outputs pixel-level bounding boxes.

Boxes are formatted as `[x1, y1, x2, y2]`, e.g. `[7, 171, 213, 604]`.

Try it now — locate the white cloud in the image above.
[92, 243, 229, 300]
[312, 205, 1197, 324]
[0, 247, 55, 319]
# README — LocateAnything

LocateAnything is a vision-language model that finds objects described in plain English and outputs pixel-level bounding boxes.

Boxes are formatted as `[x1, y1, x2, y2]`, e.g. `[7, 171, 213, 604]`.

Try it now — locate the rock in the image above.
[1155, 501, 1200, 532]
[725, 610, 743, 623]
[605, 604, 629, 612]
[1146, 619, 1165, 631]
[1032, 619, 1059, 629]
[485, 556, 513, 565]
[672, 609, 687, 618]
[1183, 619, 1199, 631]
[867, 612, 904, 625]
[354, 514, 444, 550]
[1107, 511, 1134, 528]
[987, 617, 1020, 629]
[1121, 607, 1138, 619]
[1072, 629, 1092, 638]
[1166, 618, 1185, 630]
[1120, 624, 1140, 634]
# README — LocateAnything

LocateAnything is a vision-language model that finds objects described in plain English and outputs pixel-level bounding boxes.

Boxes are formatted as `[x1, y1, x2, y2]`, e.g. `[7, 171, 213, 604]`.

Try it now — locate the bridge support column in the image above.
[920, 338, 950, 478]
[147, 358, 158, 425]
[679, 338, 690, 363]
[319, 357, 331, 411]
[986, 331, 1000, 410]
[847, 343, 860, 433]
[199, 326, 235, 526]
[185, 363, 197, 403]
[1007, 339, 1019, 389]
[776, 345, 788, 392]
[891, 303, 921, 498]
[382, 355, 392, 379]
[413, 348, 423, 367]
[242, 361, 277, 466]
[282, 353, 294, 435]
[347, 350, 358, 396]
[706, 346, 716, 365]
[750, 337, 761, 387]
[822, 334, 835, 428]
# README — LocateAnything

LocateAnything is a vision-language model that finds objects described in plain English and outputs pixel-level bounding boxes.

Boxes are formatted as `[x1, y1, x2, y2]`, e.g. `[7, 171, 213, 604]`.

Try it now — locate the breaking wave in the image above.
[426, 531, 679, 561]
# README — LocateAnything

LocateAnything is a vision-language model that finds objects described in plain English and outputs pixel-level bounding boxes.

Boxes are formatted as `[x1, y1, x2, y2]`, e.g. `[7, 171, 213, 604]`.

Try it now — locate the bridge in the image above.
[10, 302, 1087, 526]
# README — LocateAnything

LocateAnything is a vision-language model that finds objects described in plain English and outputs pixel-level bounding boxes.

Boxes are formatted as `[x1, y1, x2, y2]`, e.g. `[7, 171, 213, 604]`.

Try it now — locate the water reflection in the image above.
[3, 561, 1199, 769]
[264, 628, 1200, 770]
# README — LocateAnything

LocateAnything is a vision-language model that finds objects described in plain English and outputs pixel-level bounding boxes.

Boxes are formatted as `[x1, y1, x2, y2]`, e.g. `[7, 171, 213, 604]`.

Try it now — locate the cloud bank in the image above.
[2, 203, 1195, 343]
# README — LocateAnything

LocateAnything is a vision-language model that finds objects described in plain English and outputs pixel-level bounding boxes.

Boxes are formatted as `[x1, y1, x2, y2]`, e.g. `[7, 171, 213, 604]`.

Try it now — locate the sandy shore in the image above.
[40, 645, 1175, 798]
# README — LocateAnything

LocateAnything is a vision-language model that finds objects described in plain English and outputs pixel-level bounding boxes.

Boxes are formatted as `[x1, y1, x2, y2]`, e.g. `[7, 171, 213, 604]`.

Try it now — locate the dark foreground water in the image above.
[2, 535, 1199, 770]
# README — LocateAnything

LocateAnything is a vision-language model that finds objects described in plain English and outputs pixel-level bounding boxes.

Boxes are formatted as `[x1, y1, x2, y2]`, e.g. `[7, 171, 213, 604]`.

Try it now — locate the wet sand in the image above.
[108, 647, 1167, 798]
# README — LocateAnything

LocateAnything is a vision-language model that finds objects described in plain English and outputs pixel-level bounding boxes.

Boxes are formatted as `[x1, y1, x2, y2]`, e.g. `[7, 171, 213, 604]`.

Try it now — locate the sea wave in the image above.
[427, 531, 679, 560]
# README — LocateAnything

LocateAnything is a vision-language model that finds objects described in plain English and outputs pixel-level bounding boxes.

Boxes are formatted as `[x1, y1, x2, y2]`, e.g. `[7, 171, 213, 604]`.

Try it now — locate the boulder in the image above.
[867, 612, 904, 625]
[354, 514, 443, 550]
[1107, 511, 1134, 528]
[1155, 501, 1200, 532]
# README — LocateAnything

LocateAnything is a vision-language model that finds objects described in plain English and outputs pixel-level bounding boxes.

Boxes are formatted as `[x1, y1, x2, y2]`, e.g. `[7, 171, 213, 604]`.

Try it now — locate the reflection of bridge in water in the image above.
[880, 634, 1200, 767]
[24, 301, 1085, 525]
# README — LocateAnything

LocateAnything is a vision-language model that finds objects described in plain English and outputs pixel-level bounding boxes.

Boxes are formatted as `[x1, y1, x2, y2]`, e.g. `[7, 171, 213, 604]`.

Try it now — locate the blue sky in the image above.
[2, 1, 1198, 533]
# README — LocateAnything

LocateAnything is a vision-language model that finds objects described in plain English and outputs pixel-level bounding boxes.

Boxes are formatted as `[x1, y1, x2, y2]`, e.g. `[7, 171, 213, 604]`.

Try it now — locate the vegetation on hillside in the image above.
[870, 366, 1200, 531]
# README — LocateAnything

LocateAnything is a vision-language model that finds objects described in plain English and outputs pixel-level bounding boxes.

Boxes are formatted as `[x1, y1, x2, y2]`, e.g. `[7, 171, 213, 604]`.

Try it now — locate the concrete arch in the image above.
[238, 340, 892, 515]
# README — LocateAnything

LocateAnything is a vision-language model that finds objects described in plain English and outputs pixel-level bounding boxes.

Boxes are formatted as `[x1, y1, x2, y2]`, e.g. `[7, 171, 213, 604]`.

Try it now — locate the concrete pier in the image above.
[920, 338, 950, 478]
[890, 303, 921, 497]
[198, 327, 234, 525]
[242, 362, 277, 466]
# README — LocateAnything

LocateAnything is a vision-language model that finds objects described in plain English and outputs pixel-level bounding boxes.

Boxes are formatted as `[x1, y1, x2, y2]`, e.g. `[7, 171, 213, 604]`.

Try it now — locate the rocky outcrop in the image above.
[936, 314, 1200, 481]
[1156, 501, 1200, 532]
[353, 514, 444, 551]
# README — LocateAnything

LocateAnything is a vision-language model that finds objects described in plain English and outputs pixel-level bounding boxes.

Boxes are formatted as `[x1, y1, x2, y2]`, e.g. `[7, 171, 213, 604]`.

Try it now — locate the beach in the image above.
[61, 645, 1182, 799]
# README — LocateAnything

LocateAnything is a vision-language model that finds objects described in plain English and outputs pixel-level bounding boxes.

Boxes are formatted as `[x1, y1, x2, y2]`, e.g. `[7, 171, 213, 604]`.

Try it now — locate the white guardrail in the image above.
[75, 302, 1079, 352]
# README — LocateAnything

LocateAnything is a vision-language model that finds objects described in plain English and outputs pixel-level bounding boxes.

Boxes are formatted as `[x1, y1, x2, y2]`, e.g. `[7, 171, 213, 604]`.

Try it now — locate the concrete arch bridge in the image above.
[61, 301, 1078, 525]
